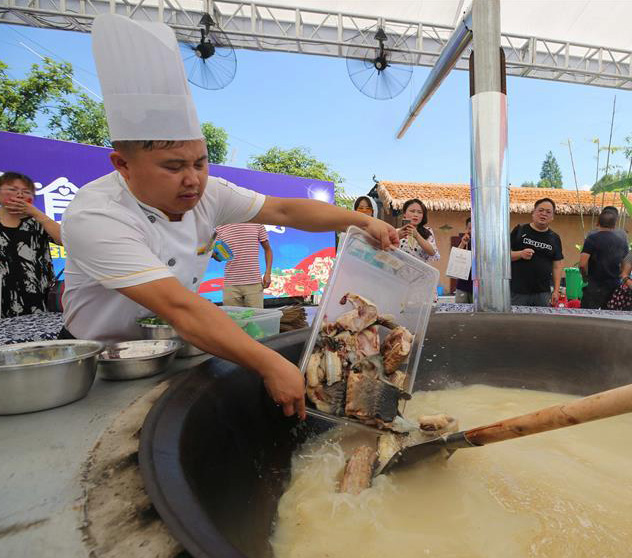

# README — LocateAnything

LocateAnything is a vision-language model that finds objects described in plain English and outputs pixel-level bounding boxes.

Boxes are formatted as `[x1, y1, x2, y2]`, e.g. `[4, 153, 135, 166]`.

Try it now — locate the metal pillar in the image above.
[469, 0, 510, 312]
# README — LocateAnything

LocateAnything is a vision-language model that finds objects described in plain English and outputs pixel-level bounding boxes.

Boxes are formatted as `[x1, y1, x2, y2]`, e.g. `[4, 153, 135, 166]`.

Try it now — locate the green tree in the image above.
[538, 151, 563, 188]
[248, 146, 350, 206]
[591, 170, 630, 193]
[48, 93, 110, 147]
[201, 122, 229, 164]
[521, 181, 537, 187]
[0, 58, 74, 133]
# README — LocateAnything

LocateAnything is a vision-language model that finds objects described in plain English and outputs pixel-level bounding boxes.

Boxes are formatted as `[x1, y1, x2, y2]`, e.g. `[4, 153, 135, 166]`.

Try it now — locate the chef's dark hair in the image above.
[112, 140, 186, 153]
[402, 198, 431, 240]
[0, 171, 35, 193]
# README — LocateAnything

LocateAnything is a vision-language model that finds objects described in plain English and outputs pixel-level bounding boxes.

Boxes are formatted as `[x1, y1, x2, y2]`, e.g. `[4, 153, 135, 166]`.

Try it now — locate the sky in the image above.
[2, 22, 632, 197]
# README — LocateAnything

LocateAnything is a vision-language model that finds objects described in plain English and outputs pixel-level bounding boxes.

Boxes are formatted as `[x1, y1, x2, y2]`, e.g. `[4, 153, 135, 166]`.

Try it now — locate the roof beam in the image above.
[1, 0, 631, 92]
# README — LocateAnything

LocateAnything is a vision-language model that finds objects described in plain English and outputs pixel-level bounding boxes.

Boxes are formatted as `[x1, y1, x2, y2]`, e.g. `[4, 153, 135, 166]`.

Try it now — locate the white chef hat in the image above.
[92, 14, 202, 141]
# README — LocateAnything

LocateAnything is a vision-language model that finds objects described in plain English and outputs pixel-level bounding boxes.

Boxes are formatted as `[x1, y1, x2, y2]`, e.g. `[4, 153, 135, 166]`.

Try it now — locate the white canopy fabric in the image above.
[264, 0, 632, 52]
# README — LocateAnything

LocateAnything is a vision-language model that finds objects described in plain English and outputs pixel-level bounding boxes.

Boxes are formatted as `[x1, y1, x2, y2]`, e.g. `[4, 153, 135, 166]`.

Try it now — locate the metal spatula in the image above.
[378, 382, 632, 475]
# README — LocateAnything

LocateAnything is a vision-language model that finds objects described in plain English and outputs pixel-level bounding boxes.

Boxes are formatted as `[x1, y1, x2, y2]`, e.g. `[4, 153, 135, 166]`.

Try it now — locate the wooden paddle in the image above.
[378, 382, 632, 475]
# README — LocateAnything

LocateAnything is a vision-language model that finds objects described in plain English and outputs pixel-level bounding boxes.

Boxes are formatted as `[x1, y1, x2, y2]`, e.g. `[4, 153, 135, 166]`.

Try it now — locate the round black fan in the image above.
[178, 13, 237, 90]
[346, 26, 413, 100]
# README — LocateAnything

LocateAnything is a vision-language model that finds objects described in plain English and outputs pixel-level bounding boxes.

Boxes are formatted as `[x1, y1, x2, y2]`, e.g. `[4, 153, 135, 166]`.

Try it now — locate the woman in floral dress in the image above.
[0, 172, 62, 318]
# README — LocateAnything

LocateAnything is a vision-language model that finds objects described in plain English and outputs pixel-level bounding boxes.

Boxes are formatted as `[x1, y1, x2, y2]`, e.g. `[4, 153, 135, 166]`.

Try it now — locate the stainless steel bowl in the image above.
[138, 322, 206, 358]
[98, 340, 180, 381]
[0, 340, 104, 415]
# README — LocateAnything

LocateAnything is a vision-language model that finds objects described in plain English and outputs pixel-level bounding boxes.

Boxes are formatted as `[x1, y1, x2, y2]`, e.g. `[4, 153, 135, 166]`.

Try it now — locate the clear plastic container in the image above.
[299, 226, 439, 425]
[220, 305, 282, 340]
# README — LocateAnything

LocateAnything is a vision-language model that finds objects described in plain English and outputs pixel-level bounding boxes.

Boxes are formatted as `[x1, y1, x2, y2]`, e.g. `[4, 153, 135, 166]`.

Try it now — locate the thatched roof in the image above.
[377, 182, 622, 215]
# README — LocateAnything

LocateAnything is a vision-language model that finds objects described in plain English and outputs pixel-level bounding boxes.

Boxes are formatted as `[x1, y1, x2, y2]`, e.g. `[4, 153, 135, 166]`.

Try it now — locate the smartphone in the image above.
[401, 218, 411, 226]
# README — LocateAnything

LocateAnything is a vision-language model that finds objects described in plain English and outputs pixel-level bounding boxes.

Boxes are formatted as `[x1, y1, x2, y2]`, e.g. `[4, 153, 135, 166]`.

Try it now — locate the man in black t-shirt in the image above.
[510, 198, 564, 307]
[580, 210, 629, 309]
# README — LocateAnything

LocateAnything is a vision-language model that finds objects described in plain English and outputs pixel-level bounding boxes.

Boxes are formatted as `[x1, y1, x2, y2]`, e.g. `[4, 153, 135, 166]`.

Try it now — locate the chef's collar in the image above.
[116, 172, 172, 222]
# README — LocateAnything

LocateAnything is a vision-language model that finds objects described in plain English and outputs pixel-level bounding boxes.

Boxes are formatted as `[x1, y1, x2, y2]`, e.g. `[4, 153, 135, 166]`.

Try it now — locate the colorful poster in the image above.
[0, 132, 335, 302]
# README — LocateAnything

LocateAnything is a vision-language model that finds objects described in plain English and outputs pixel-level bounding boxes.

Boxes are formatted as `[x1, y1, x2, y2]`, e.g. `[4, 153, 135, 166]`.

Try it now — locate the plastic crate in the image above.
[220, 305, 282, 340]
[299, 226, 439, 425]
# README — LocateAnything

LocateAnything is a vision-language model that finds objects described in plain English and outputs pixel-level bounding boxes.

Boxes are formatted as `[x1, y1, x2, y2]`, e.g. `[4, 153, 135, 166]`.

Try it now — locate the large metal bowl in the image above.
[138, 322, 206, 358]
[98, 339, 180, 381]
[0, 340, 104, 415]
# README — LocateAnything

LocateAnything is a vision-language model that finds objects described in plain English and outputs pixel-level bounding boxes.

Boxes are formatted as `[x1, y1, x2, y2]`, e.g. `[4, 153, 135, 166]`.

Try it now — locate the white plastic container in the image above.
[299, 226, 439, 423]
[221, 305, 283, 340]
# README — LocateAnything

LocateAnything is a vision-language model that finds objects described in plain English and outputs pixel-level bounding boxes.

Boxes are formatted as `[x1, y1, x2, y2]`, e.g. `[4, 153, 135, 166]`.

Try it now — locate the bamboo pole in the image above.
[567, 139, 585, 238]
[592, 139, 600, 229]
[601, 95, 617, 212]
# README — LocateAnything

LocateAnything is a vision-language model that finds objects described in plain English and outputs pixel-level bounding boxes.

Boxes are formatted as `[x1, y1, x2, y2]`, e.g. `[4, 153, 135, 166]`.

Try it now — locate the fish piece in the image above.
[376, 415, 419, 434]
[345, 357, 409, 423]
[418, 413, 458, 433]
[388, 370, 408, 391]
[305, 351, 323, 388]
[323, 349, 343, 385]
[381, 326, 413, 374]
[376, 432, 404, 472]
[306, 381, 346, 415]
[355, 325, 380, 359]
[375, 314, 398, 329]
[334, 293, 378, 332]
[339, 445, 377, 495]
[332, 331, 357, 366]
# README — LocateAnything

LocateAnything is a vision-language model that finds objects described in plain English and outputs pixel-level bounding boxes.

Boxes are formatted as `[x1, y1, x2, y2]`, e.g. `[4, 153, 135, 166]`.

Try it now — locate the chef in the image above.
[60, 14, 398, 419]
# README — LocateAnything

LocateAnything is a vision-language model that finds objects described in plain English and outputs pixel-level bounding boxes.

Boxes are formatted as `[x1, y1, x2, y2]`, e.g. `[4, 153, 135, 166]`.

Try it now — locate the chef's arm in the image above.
[252, 196, 399, 249]
[579, 253, 590, 280]
[117, 277, 305, 418]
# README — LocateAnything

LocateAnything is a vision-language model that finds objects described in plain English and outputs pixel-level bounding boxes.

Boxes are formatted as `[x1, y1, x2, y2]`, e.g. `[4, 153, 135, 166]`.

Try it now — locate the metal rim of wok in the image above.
[0, 340, 105, 370]
[139, 313, 632, 558]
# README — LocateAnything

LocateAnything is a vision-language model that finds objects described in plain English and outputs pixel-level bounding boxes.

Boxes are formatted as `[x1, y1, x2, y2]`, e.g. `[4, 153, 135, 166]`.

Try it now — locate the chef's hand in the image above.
[260, 358, 306, 419]
[262, 272, 272, 289]
[360, 217, 398, 250]
[521, 248, 535, 260]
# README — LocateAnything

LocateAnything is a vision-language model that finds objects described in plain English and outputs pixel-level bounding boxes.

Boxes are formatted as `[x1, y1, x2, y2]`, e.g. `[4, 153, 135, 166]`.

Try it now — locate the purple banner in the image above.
[0, 132, 336, 301]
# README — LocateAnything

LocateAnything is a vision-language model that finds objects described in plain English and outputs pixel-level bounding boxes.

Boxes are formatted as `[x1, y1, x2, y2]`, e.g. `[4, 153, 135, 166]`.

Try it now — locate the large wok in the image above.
[140, 313, 632, 558]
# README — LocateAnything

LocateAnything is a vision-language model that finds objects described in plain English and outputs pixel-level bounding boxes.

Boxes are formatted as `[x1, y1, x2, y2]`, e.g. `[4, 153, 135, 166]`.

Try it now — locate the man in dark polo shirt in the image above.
[510, 198, 564, 307]
[580, 210, 629, 309]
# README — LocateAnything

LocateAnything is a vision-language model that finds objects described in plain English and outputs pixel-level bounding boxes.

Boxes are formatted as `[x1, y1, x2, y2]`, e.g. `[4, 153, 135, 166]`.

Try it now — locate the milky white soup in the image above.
[271, 385, 632, 558]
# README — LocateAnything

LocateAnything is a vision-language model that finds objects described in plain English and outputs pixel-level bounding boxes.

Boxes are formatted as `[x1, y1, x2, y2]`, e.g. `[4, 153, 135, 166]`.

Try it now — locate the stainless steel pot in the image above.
[98, 340, 180, 381]
[138, 322, 206, 358]
[0, 340, 104, 415]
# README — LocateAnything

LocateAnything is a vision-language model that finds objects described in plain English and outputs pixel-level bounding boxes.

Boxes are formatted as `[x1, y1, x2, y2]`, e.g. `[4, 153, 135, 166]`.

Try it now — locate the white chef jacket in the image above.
[61, 171, 265, 342]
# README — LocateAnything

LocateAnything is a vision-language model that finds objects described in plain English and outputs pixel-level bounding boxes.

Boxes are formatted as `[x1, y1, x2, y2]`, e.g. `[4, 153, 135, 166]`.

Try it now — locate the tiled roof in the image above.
[377, 181, 622, 215]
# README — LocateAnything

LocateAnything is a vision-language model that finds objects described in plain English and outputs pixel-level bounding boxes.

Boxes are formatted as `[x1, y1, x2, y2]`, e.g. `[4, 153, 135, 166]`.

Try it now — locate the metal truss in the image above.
[1, 0, 631, 91]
